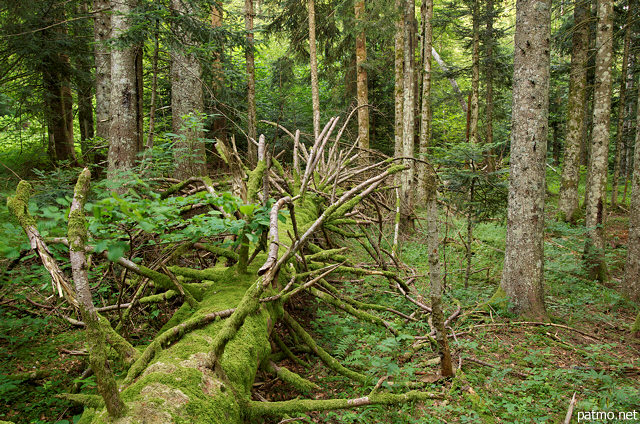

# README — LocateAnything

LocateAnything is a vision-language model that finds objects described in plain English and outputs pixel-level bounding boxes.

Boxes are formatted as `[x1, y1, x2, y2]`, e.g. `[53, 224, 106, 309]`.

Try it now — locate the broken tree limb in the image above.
[68, 168, 126, 418]
[7, 181, 77, 306]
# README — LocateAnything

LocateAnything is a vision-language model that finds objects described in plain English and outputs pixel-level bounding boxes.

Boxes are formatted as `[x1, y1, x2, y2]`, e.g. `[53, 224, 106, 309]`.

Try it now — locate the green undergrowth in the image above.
[301, 191, 639, 422]
[0, 310, 85, 423]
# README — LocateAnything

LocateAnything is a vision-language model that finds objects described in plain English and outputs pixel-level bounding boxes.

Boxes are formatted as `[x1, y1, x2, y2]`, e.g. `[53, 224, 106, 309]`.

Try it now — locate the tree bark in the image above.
[42, 11, 77, 166]
[485, 0, 496, 171]
[425, 167, 453, 376]
[355, 0, 369, 151]
[68, 169, 126, 418]
[584, 0, 613, 282]
[108, 0, 141, 182]
[309, 0, 321, 140]
[622, 90, 640, 302]
[245, 0, 257, 164]
[400, 0, 415, 233]
[394, 0, 404, 186]
[611, 0, 634, 209]
[171, 0, 206, 179]
[557, 0, 588, 223]
[94, 0, 110, 143]
[416, 0, 433, 206]
[500, 0, 550, 318]
[469, 0, 480, 146]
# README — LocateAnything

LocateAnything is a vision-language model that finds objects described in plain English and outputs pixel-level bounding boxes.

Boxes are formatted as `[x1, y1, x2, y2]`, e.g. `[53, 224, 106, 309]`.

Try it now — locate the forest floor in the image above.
[1, 170, 639, 424]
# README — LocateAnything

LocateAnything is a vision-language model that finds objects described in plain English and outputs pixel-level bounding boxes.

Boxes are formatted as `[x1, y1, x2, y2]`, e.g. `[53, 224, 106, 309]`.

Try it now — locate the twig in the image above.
[564, 393, 577, 424]
[471, 321, 601, 341]
[464, 356, 530, 378]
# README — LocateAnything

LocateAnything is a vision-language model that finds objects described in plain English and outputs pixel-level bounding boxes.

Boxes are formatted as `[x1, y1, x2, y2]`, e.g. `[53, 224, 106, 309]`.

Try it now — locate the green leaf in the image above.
[239, 204, 255, 215]
[107, 242, 128, 261]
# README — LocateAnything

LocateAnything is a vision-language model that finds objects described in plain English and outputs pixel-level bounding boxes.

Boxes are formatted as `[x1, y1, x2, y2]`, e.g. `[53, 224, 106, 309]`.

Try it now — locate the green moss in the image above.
[168, 265, 227, 282]
[306, 248, 347, 262]
[486, 286, 508, 309]
[632, 311, 640, 333]
[247, 159, 267, 202]
[7, 180, 36, 229]
[248, 390, 439, 419]
[194, 243, 239, 262]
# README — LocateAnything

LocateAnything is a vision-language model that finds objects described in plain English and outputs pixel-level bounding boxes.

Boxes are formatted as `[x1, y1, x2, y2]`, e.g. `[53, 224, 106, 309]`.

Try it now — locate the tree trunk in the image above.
[355, 0, 369, 151]
[171, 0, 206, 179]
[557, 0, 588, 223]
[42, 11, 77, 166]
[469, 0, 480, 146]
[500, 0, 550, 319]
[622, 91, 640, 302]
[400, 0, 415, 234]
[611, 0, 634, 209]
[309, 0, 321, 140]
[43, 62, 77, 165]
[69, 169, 126, 418]
[485, 0, 496, 172]
[425, 167, 453, 376]
[108, 0, 141, 182]
[245, 0, 257, 164]
[94, 0, 110, 143]
[394, 0, 404, 186]
[416, 0, 433, 205]
[584, 0, 613, 282]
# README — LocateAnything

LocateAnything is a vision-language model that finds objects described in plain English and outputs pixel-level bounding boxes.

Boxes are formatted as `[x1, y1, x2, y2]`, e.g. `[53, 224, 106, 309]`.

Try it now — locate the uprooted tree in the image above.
[8, 119, 456, 423]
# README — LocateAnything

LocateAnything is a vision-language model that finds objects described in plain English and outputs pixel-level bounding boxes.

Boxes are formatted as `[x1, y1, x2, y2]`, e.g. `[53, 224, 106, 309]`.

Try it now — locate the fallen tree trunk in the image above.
[10, 119, 449, 423]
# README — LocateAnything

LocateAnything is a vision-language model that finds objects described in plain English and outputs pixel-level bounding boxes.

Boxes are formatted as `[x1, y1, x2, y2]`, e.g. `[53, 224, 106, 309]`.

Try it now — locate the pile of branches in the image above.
[7, 118, 458, 423]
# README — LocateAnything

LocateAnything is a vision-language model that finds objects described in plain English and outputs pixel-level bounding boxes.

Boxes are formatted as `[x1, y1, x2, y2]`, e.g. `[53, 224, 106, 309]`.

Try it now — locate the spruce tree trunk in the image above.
[42, 12, 77, 166]
[355, 0, 369, 151]
[584, 0, 613, 282]
[485, 0, 496, 172]
[469, 0, 480, 146]
[245, 0, 257, 164]
[611, 0, 634, 209]
[171, 0, 206, 180]
[622, 91, 640, 302]
[94, 0, 110, 143]
[394, 0, 404, 187]
[308, 0, 321, 140]
[108, 0, 141, 182]
[400, 0, 415, 233]
[416, 0, 433, 205]
[558, 0, 588, 223]
[500, 0, 550, 318]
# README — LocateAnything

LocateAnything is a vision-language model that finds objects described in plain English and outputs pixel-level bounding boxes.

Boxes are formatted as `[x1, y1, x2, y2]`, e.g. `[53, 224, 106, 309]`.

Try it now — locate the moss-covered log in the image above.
[11, 123, 443, 424]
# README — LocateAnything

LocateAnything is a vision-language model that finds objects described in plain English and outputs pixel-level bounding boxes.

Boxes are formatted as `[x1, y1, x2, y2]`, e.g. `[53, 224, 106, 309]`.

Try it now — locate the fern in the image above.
[334, 333, 357, 359]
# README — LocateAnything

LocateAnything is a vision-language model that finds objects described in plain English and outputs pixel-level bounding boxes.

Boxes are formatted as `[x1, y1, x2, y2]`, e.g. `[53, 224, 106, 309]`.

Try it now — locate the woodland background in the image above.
[0, 0, 639, 422]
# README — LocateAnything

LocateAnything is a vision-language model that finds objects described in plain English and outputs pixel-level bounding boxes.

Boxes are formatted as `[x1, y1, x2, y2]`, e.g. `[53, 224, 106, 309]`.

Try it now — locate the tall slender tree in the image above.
[557, 0, 589, 223]
[308, 0, 320, 140]
[108, 0, 142, 181]
[623, 90, 640, 302]
[416, 0, 433, 204]
[469, 0, 480, 146]
[400, 0, 416, 233]
[611, 0, 634, 209]
[171, 0, 205, 179]
[94, 0, 111, 143]
[245, 0, 257, 164]
[394, 0, 404, 186]
[355, 0, 369, 151]
[584, 0, 613, 282]
[499, 0, 550, 318]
